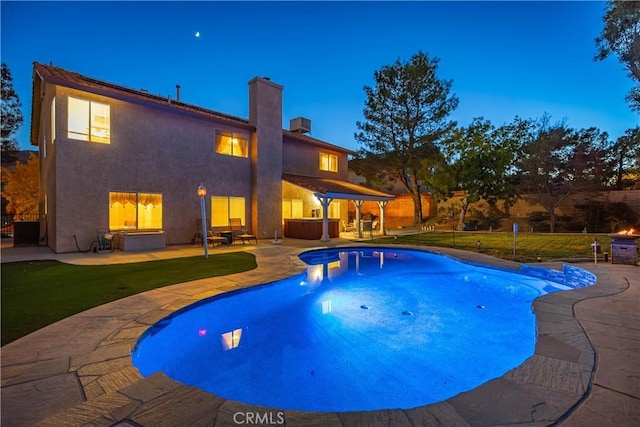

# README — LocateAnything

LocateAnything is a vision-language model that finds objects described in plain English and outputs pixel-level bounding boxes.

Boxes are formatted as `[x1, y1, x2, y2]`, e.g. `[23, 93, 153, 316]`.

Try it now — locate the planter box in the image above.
[116, 230, 166, 251]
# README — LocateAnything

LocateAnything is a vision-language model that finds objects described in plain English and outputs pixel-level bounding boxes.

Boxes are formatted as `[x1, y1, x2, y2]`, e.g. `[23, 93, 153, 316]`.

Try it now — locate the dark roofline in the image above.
[283, 130, 357, 156]
[30, 67, 42, 146]
[31, 62, 253, 136]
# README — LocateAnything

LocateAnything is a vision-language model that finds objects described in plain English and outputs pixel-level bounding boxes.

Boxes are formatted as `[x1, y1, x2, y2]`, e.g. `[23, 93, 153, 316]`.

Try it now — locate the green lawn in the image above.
[1, 234, 613, 346]
[372, 231, 613, 263]
[1, 252, 257, 346]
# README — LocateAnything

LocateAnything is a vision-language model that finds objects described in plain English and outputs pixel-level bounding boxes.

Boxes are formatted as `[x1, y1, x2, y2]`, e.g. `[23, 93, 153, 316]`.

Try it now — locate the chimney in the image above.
[176, 84, 181, 101]
[248, 76, 283, 240]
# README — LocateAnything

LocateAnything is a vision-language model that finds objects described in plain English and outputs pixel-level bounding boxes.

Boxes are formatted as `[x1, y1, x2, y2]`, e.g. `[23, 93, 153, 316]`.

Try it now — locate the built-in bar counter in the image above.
[283, 218, 340, 240]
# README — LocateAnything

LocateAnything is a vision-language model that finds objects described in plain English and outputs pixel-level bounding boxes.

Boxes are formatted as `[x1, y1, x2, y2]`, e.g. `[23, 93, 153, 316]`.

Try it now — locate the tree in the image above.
[1, 63, 24, 164]
[576, 199, 639, 233]
[1, 153, 39, 216]
[595, 1, 640, 111]
[609, 127, 640, 189]
[354, 51, 459, 225]
[570, 127, 613, 188]
[515, 116, 610, 232]
[424, 117, 528, 230]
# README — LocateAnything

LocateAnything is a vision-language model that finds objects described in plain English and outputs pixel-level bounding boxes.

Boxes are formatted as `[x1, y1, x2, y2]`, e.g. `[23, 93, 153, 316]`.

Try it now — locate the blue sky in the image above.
[1, 1, 637, 153]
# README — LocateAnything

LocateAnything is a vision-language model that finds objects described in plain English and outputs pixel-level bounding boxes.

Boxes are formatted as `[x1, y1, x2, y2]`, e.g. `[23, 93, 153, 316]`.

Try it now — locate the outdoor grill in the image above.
[609, 232, 639, 265]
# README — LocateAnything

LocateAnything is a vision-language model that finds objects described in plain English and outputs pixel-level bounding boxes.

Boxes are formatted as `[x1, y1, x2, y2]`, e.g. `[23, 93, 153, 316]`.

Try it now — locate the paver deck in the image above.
[1, 238, 638, 426]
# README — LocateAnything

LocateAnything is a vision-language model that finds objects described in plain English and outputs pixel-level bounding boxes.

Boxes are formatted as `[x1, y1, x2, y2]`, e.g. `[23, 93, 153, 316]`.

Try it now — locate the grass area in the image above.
[1, 234, 614, 346]
[371, 231, 613, 263]
[1, 252, 257, 346]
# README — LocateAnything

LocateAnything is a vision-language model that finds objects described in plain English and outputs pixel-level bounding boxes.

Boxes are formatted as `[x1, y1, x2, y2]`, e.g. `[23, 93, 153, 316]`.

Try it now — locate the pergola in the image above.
[282, 174, 396, 241]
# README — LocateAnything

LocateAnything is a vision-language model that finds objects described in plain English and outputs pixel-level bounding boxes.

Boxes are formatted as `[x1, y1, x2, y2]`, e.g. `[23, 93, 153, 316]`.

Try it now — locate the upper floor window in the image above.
[215, 130, 248, 158]
[319, 152, 338, 172]
[68, 96, 110, 144]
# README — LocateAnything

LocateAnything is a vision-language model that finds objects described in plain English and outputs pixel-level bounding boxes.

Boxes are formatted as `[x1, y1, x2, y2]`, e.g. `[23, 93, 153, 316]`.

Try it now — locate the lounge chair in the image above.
[342, 220, 355, 233]
[206, 230, 228, 247]
[229, 218, 257, 244]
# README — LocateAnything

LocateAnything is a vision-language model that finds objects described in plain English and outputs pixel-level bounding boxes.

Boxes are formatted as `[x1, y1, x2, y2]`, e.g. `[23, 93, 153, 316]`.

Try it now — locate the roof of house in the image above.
[283, 173, 395, 201]
[30, 62, 355, 155]
[283, 130, 356, 156]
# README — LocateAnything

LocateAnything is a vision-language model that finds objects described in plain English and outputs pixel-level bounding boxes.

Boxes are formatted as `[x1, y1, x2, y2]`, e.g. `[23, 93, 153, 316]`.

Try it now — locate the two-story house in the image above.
[30, 62, 394, 253]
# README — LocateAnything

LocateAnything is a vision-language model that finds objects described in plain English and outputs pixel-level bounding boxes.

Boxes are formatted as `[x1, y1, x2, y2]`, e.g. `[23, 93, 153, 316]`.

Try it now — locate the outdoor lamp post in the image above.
[197, 183, 208, 259]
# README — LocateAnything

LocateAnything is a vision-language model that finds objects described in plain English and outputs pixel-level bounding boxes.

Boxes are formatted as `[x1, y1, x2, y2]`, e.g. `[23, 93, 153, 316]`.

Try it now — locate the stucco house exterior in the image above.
[30, 62, 393, 253]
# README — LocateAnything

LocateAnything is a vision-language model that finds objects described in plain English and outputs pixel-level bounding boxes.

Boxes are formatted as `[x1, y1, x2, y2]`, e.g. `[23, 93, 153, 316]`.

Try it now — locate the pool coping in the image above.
[1, 242, 637, 426]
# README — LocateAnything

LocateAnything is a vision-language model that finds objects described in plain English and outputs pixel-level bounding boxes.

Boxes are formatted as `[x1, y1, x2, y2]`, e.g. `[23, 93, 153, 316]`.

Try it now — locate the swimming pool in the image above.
[132, 247, 582, 412]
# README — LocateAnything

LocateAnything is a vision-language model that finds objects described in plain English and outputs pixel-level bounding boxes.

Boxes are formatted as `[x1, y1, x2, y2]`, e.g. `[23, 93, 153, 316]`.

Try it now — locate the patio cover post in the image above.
[352, 200, 364, 238]
[377, 200, 388, 236]
[315, 193, 334, 242]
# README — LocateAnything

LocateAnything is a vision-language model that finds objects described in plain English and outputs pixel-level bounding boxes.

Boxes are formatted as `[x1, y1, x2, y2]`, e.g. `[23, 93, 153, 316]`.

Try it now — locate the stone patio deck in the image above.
[1, 239, 638, 426]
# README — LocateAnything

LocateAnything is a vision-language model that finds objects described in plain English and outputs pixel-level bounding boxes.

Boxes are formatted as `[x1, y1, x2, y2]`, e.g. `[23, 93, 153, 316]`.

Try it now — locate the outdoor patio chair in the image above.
[342, 220, 355, 233]
[206, 230, 229, 247]
[191, 218, 205, 244]
[228, 218, 257, 244]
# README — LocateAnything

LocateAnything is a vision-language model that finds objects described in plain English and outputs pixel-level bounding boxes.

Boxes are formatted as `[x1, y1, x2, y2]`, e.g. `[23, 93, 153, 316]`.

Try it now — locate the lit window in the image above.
[329, 200, 340, 218]
[211, 196, 245, 227]
[137, 193, 163, 229]
[51, 97, 56, 144]
[282, 199, 303, 221]
[109, 192, 162, 230]
[319, 153, 338, 172]
[215, 131, 248, 157]
[68, 96, 110, 143]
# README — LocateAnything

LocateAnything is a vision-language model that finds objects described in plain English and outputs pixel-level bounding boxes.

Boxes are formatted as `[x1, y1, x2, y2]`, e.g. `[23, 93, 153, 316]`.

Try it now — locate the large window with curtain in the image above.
[215, 130, 248, 158]
[211, 196, 246, 227]
[109, 192, 162, 230]
[68, 96, 110, 143]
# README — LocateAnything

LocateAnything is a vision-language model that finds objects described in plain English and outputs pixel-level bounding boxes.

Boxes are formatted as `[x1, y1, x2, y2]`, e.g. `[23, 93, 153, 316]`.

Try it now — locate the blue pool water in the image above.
[132, 247, 576, 412]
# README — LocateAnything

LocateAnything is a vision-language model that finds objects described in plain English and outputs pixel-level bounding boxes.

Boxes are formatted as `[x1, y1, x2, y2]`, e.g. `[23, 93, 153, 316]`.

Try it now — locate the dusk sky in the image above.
[1, 1, 637, 153]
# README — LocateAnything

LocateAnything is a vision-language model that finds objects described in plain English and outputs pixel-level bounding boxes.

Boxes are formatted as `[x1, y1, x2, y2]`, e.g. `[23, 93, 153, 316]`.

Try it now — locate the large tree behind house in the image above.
[609, 127, 640, 190]
[425, 117, 527, 230]
[515, 116, 611, 232]
[354, 51, 458, 225]
[595, 1, 640, 111]
[1, 153, 39, 216]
